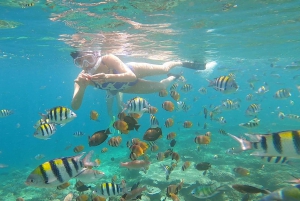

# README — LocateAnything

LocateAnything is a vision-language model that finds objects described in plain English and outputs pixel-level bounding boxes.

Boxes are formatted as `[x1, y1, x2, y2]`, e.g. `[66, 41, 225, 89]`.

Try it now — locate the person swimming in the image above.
[71, 50, 205, 120]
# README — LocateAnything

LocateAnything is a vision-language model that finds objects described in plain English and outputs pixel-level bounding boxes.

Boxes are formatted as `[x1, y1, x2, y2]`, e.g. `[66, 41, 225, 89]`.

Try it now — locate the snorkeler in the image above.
[70, 51, 205, 120]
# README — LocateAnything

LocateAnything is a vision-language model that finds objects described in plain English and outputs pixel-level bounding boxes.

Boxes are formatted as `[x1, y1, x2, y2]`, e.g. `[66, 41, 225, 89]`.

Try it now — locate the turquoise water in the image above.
[0, 0, 300, 201]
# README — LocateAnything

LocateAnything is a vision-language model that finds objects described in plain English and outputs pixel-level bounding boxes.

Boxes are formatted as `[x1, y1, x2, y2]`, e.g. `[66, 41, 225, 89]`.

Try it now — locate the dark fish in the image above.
[164, 149, 173, 158]
[203, 107, 208, 119]
[143, 127, 163, 141]
[233, 167, 250, 176]
[57, 182, 70, 190]
[167, 184, 179, 196]
[232, 184, 270, 194]
[195, 162, 211, 171]
[111, 157, 115, 161]
[75, 180, 90, 192]
[88, 128, 111, 146]
[123, 116, 140, 131]
[241, 194, 250, 201]
[131, 182, 140, 191]
[170, 139, 176, 147]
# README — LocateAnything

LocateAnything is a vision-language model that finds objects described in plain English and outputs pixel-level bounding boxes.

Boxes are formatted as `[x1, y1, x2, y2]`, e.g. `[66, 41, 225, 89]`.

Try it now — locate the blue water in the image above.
[0, 1, 300, 201]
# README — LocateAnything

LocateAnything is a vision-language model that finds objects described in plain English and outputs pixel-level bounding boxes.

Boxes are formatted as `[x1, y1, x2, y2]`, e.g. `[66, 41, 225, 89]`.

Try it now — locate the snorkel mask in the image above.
[70, 51, 101, 74]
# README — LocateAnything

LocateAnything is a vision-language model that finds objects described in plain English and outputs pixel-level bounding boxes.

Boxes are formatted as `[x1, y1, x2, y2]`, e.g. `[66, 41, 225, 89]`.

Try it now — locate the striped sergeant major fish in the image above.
[221, 99, 240, 110]
[150, 114, 159, 128]
[227, 130, 300, 158]
[273, 88, 291, 99]
[33, 118, 50, 129]
[176, 101, 190, 112]
[20, 2, 35, 8]
[33, 123, 57, 140]
[93, 181, 127, 197]
[25, 151, 96, 188]
[181, 84, 192, 92]
[40, 106, 77, 126]
[207, 75, 238, 94]
[245, 104, 260, 116]
[0, 109, 13, 118]
[170, 83, 179, 91]
[239, 118, 260, 129]
[259, 156, 291, 165]
[122, 97, 150, 117]
[285, 114, 300, 121]
[160, 164, 175, 180]
[219, 129, 227, 135]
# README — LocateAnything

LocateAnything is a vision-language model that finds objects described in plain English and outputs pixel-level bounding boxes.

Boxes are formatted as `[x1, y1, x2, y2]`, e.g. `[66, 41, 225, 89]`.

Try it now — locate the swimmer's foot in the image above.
[182, 61, 206, 70]
[167, 72, 182, 80]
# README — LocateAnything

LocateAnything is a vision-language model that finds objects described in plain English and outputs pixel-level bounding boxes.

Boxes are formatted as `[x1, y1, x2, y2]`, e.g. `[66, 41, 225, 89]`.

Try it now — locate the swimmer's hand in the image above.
[75, 72, 92, 87]
[89, 73, 107, 84]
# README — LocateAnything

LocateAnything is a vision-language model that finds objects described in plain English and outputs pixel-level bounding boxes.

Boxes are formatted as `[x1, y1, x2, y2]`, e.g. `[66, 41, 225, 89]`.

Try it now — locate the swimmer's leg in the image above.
[106, 94, 114, 122]
[127, 61, 183, 78]
[116, 92, 123, 112]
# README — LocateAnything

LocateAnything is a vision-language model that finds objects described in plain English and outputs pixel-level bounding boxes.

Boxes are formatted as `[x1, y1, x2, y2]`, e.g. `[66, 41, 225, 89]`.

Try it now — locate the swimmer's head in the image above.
[71, 51, 101, 72]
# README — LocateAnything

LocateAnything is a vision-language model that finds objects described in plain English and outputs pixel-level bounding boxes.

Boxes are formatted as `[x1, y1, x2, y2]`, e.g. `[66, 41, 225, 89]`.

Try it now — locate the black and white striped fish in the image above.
[170, 83, 179, 91]
[285, 114, 300, 121]
[239, 118, 260, 128]
[0, 109, 13, 118]
[93, 182, 126, 197]
[176, 101, 190, 112]
[25, 151, 95, 188]
[227, 130, 300, 157]
[273, 89, 291, 99]
[207, 75, 238, 94]
[181, 84, 192, 92]
[221, 99, 240, 110]
[33, 118, 50, 129]
[73, 131, 85, 137]
[33, 123, 57, 140]
[150, 114, 159, 128]
[245, 104, 260, 116]
[122, 97, 150, 116]
[259, 156, 291, 165]
[40, 106, 77, 126]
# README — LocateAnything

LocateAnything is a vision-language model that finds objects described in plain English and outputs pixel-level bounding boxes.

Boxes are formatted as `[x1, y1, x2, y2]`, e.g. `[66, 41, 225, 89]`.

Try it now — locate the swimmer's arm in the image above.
[71, 82, 85, 110]
[71, 72, 92, 110]
[102, 54, 137, 82]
